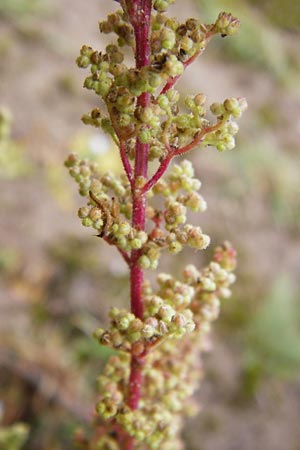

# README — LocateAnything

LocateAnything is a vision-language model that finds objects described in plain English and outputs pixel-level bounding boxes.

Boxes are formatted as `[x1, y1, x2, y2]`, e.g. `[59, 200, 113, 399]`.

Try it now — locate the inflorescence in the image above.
[67, 2, 246, 450]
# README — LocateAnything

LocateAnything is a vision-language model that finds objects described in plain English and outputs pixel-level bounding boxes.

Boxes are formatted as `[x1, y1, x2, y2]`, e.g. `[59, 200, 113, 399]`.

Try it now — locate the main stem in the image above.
[127, 0, 152, 446]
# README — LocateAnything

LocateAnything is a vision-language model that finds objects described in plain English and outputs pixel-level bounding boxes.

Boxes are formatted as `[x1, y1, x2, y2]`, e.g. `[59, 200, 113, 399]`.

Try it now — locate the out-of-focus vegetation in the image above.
[1, 0, 300, 449]
[0, 109, 33, 178]
[196, 0, 300, 87]
[0, 0, 47, 17]
[245, 276, 300, 379]
[0, 423, 29, 450]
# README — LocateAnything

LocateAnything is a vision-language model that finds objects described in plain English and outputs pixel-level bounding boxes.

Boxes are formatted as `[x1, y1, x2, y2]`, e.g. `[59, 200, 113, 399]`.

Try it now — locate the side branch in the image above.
[119, 141, 134, 188]
[140, 153, 173, 195]
[159, 31, 215, 96]
[104, 236, 131, 265]
[141, 121, 223, 195]
[172, 121, 223, 156]
[160, 51, 201, 95]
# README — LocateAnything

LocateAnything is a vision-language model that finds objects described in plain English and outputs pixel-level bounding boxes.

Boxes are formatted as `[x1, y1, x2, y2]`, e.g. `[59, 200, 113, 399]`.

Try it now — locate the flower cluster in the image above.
[76, 7, 246, 157]
[65, 153, 150, 254]
[139, 159, 210, 268]
[92, 243, 236, 449]
[69, 1, 245, 450]
[65, 153, 210, 266]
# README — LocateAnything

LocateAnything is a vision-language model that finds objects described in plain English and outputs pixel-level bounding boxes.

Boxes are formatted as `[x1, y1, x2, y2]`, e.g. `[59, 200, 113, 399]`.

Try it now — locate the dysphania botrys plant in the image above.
[65, 1, 247, 449]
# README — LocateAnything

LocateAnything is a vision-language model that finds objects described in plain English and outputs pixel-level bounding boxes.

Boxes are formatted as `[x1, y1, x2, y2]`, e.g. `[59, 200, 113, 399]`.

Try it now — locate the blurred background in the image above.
[0, 0, 300, 449]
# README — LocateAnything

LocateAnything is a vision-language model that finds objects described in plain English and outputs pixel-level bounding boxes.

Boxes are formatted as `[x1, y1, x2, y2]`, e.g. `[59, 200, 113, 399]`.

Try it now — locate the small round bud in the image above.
[223, 97, 240, 113]
[89, 207, 102, 221]
[130, 238, 142, 250]
[78, 206, 90, 219]
[158, 305, 176, 322]
[168, 241, 183, 254]
[210, 102, 225, 116]
[139, 128, 152, 144]
[82, 217, 93, 227]
[64, 153, 79, 167]
[118, 222, 131, 236]
[139, 255, 151, 269]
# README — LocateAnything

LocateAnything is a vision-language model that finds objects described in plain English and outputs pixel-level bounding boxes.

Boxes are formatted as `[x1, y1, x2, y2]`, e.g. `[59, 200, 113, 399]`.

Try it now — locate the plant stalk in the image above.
[126, 0, 152, 448]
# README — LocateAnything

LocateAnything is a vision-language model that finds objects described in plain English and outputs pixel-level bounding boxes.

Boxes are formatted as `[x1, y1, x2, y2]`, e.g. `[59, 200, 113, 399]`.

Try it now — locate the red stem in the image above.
[125, 1, 152, 449]
[119, 140, 134, 187]
[160, 51, 200, 95]
[141, 153, 173, 195]
[159, 31, 215, 96]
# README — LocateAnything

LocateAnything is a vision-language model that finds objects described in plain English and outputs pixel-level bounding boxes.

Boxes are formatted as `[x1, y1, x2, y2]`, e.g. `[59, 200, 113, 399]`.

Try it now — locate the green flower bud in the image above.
[117, 235, 128, 249]
[164, 55, 184, 77]
[180, 36, 194, 52]
[215, 12, 240, 36]
[153, 0, 174, 13]
[138, 255, 151, 269]
[110, 52, 124, 64]
[200, 277, 216, 291]
[93, 220, 104, 230]
[69, 166, 80, 177]
[223, 134, 235, 150]
[129, 318, 143, 333]
[139, 128, 152, 144]
[64, 153, 79, 167]
[82, 217, 93, 227]
[175, 114, 191, 129]
[168, 241, 183, 254]
[93, 328, 105, 341]
[141, 324, 156, 339]
[118, 221, 131, 236]
[130, 238, 142, 250]
[149, 73, 162, 88]
[84, 77, 94, 89]
[223, 97, 239, 113]
[127, 331, 141, 343]
[111, 330, 123, 347]
[180, 160, 194, 177]
[80, 45, 93, 57]
[161, 28, 176, 50]
[184, 96, 195, 110]
[166, 89, 180, 103]
[136, 231, 148, 245]
[95, 78, 112, 97]
[76, 55, 90, 68]
[158, 304, 175, 322]
[96, 398, 118, 419]
[90, 179, 102, 194]
[78, 206, 90, 219]
[79, 166, 90, 178]
[146, 296, 164, 315]
[210, 102, 225, 116]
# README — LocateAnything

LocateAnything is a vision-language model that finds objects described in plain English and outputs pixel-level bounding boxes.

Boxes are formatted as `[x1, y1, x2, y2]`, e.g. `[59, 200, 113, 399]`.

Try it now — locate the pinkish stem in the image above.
[141, 122, 223, 195]
[141, 153, 173, 195]
[125, 1, 152, 449]
[119, 140, 134, 187]
[159, 32, 215, 96]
